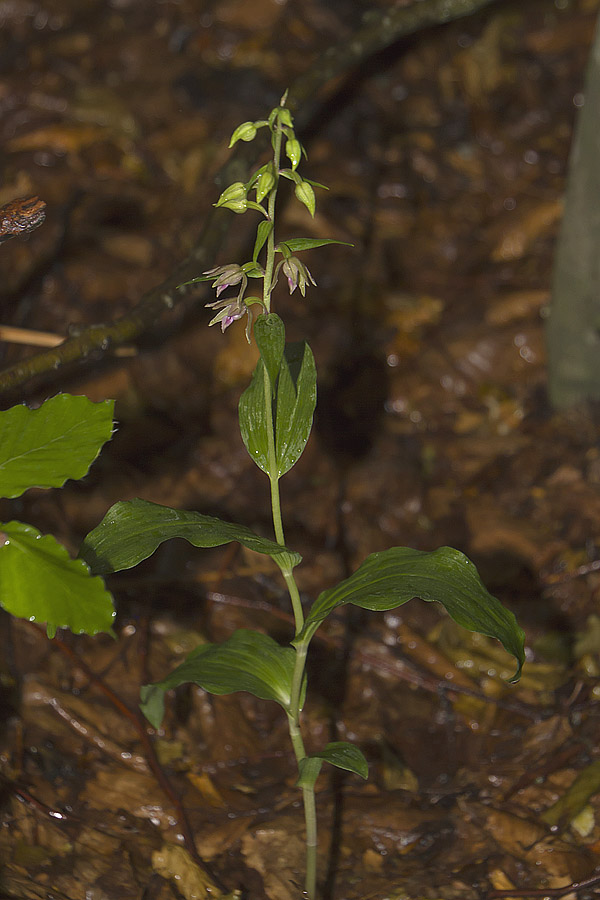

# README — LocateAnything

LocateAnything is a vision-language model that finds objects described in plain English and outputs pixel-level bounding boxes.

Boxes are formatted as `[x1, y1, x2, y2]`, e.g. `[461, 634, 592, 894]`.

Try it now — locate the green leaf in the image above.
[253, 221, 274, 263]
[299, 546, 525, 682]
[0, 394, 114, 500]
[178, 274, 215, 286]
[0, 521, 115, 637]
[297, 742, 369, 789]
[274, 341, 316, 477]
[277, 238, 353, 253]
[239, 343, 317, 478]
[238, 356, 270, 473]
[79, 499, 301, 576]
[254, 314, 285, 393]
[140, 629, 302, 728]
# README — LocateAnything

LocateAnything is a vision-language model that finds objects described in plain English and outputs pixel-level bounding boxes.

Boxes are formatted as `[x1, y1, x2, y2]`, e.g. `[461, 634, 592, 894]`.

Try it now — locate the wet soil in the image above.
[2, 1, 600, 898]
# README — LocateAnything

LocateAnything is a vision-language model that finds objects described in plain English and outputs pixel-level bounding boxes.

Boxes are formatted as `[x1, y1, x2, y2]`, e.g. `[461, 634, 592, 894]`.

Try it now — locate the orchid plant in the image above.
[79, 95, 525, 899]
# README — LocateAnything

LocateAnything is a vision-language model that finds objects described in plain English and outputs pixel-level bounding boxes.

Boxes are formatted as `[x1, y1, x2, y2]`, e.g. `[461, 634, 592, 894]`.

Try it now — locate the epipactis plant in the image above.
[79, 95, 525, 899]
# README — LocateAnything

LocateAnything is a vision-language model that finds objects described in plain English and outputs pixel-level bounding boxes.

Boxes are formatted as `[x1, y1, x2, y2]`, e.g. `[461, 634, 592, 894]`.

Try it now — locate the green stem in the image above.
[262, 102, 315, 897]
[262, 114, 283, 312]
[287, 709, 318, 899]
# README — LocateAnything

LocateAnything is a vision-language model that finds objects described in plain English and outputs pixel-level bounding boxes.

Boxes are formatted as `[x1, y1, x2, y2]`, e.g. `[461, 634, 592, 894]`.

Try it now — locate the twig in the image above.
[487, 872, 600, 898]
[0, 324, 136, 355]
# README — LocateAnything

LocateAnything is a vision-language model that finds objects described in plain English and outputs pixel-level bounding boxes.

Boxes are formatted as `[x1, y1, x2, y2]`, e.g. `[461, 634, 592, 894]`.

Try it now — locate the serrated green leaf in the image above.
[140, 629, 302, 728]
[79, 499, 301, 576]
[277, 238, 353, 253]
[0, 521, 115, 636]
[253, 221, 274, 263]
[297, 742, 369, 789]
[274, 341, 316, 477]
[254, 314, 285, 394]
[0, 395, 114, 500]
[299, 546, 525, 682]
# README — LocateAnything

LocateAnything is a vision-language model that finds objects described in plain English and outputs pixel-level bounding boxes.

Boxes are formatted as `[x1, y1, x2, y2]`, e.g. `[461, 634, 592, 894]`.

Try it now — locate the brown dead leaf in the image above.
[466, 501, 542, 567]
[152, 843, 240, 899]
[7, 124, 107, 155]
[241, 815, 307, 900]
[491, 200, 563, 261]
[486, 290, 549, 326]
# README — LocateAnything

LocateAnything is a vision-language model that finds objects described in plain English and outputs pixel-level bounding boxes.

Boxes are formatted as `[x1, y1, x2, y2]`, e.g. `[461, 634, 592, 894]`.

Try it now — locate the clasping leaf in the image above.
[140, 629, 303, 729]
[79, 499, 301, 576]
[297, 546, 525, 682]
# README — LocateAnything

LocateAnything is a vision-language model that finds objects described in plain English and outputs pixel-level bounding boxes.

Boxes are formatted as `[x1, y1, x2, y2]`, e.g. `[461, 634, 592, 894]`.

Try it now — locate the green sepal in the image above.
[140, 629, 305, 728]
[79, 499, 301, 576]
[297, 546, 525, 682]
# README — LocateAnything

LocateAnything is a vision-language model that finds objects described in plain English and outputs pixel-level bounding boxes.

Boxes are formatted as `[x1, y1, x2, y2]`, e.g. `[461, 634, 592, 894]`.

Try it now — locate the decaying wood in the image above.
[0, 196, 46, 244]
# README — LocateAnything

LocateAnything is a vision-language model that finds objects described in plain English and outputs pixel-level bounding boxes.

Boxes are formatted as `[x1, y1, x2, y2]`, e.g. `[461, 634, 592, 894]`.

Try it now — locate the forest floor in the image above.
[2, 0, 600, 898]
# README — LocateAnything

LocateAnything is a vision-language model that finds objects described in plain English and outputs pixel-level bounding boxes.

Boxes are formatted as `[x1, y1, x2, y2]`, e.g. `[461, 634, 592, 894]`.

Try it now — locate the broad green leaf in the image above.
[79, 499, 301, 576]
[0, 521, 115, 637]
[253, 220, 274, 262]
[299, 546, 525, 682]
[254, 314, 285, 393]
[277, 238, 353, 253]
[140, 629, 302, 728]
[239, 356, 270, 473]
[239, 342, 317, 478]
[297, 742, 368, 789]
[0, 395, 114, 500]
[275, 341, 316, 477]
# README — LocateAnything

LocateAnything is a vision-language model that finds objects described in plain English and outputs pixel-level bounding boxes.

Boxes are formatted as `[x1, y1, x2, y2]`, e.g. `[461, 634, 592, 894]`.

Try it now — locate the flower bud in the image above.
[229, 122, 257, 147]
[285, 139, 302, 171]
[281, 256, 316, 296]
[215, 182, 247, 208]
[294, 181, 315, 217]
[255, 167, 275, 203]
